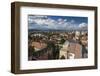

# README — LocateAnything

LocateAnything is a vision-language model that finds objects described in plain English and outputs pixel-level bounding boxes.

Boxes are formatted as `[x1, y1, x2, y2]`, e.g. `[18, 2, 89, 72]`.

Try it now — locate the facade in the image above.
[59, 40, 82, 59]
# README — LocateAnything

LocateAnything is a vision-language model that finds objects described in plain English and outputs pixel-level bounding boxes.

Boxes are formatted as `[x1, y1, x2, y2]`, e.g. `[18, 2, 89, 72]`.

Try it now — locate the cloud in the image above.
[78, 22, 88, 31]
[28, 16, 87, 30]
[29, 15, 47, 19]
[70, 20, 75, 23]
[79, 23, 87, 28]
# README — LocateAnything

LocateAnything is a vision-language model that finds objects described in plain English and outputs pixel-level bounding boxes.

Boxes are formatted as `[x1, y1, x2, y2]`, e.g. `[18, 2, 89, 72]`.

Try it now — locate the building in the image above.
[59, 40, 82, 59]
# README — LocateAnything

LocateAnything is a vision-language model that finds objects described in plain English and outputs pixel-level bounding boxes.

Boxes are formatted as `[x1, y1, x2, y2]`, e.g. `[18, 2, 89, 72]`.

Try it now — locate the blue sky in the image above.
[28, 15, 88, 30]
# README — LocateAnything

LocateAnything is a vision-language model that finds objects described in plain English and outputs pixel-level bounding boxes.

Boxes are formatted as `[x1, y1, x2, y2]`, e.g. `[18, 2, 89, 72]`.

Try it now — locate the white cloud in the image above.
[29, 15, 47, 19]
[58, 18, 63, 22]
[28, 16, 87, 30]
[70, 20, 75, 23]
[64, 19, 67, 22]
[79, 23, 87, 28]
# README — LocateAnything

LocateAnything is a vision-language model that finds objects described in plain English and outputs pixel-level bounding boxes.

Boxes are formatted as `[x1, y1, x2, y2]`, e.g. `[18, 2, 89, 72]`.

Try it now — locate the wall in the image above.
[0, 0, 100, 76]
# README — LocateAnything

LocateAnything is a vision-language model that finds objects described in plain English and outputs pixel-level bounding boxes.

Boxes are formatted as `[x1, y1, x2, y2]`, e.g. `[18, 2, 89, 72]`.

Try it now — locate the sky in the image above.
[28, 15, 88, 30]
